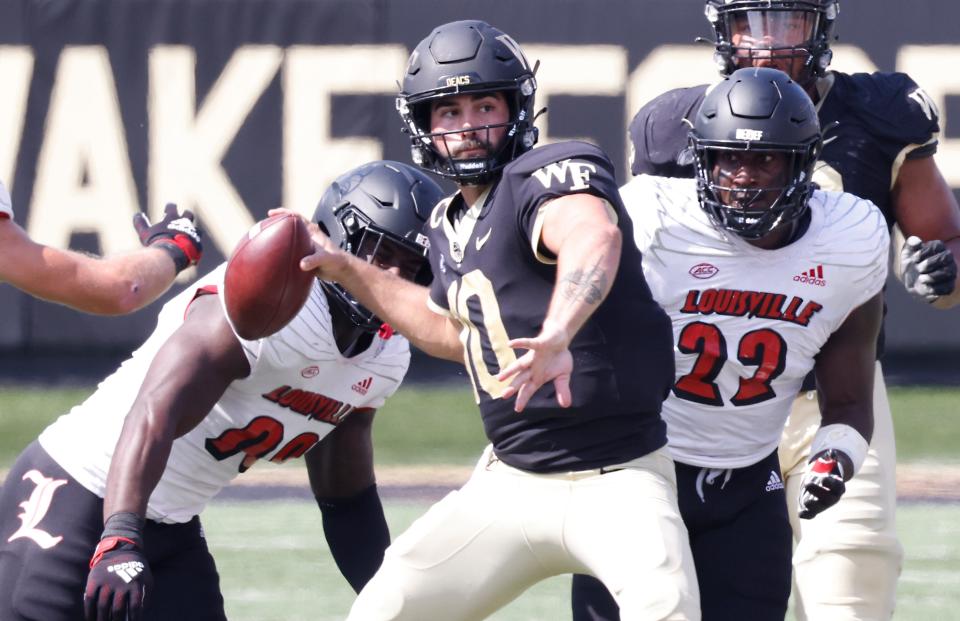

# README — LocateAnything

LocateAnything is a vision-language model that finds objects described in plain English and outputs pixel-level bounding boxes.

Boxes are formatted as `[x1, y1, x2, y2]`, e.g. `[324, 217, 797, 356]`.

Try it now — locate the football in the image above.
[224, 213, 315, 340]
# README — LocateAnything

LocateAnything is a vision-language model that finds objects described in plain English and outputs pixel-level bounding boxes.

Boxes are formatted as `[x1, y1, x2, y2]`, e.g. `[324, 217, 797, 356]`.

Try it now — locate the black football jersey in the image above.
[426, 141, 673, 473]
[628, 71, 940, 362]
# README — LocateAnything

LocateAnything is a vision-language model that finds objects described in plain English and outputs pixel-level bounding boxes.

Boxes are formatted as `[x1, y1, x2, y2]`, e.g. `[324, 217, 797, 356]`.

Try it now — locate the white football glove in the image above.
[900, 235, 957, 303]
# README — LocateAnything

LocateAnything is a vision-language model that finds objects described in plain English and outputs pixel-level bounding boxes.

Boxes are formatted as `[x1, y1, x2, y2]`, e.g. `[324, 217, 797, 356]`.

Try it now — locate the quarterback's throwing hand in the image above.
[797, 449, 850, 520]
[133, 203, 203, 273]
[497, 320, 573, 413]
[900, 235, 957, 303]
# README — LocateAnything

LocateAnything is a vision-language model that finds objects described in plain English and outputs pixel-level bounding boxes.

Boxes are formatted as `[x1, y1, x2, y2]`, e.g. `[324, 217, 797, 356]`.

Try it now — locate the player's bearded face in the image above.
[711, 150, 790, 211]
[429, 92, 511, 160]
[729, 11, 817, 81]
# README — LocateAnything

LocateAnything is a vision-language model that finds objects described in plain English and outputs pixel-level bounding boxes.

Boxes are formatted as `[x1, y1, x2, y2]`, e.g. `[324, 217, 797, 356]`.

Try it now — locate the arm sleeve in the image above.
[316, 484, 390, 593]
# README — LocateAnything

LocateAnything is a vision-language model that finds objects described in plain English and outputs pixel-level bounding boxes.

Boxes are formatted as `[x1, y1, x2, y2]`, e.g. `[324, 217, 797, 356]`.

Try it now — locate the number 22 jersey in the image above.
[622, 175, 888, 468]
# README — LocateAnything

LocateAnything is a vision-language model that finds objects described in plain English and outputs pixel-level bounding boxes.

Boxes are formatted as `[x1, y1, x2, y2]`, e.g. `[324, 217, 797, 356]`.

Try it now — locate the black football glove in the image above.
[133, 203, 203, 274]
[84, 513, 153, 621]
[900, 235, 957, 303]
[798, 449, 850, 520]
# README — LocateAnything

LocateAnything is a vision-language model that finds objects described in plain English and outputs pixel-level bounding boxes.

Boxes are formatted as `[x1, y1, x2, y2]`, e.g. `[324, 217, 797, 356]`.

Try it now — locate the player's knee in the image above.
[345, 571, 425, 621]
[794, 547, 900, 621]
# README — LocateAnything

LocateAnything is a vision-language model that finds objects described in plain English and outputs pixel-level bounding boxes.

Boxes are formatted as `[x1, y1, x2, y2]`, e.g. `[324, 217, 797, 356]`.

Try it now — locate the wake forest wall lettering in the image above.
[0, 0, 957, 352]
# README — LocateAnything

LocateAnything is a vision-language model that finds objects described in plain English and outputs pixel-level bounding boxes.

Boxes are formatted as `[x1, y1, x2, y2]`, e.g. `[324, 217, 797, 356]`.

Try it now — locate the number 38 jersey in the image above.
[622, 175, 889, 468]
[425, 141, 675, 474]
[39, 263, 409, 523]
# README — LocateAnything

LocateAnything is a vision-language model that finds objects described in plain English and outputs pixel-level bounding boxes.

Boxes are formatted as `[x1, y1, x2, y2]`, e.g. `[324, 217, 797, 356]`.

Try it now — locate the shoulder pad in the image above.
[830, 72, 940, 145]
[505, 141, 612, 176]
[815, 190, 890, 267]
[629, 85, 707, 178]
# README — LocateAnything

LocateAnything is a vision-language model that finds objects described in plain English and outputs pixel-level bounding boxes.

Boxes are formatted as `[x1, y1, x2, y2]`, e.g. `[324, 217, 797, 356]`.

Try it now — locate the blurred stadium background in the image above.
[0, 0, 957, 618]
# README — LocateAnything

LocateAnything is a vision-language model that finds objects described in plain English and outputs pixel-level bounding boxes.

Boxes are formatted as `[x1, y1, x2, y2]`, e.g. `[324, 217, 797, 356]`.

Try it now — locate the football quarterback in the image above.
[300, 19, 700, 621]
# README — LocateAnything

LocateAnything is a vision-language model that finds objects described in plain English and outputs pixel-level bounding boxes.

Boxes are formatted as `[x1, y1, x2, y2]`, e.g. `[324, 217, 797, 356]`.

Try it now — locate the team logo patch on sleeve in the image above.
[532, 159, 597, 191]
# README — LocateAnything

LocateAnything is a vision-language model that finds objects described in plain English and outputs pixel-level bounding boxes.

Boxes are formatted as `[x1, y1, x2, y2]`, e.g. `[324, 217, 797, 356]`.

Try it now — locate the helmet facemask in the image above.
[320, 204, 431, 333]
[693, 140, 819, 240]
[398, 78, 538, 186]
[706, 1, 839, 85]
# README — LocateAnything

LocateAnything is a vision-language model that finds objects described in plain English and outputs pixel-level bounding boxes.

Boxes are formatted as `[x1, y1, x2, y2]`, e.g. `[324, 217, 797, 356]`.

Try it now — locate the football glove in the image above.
[797, 449, 850, 520]
[84, 513, 153, 621]
[133, 203, 203, 273]
[900, 235, 957, 303]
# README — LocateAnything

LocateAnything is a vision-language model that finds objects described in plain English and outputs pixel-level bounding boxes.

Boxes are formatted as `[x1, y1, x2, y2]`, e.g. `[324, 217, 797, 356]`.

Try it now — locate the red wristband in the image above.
[89, 536, 139, 568]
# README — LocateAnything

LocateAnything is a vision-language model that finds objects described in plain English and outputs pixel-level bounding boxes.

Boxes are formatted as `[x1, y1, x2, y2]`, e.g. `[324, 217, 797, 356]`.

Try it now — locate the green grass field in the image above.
[202, 499, 960, 620]
[2, 384, 960, 469]
[2, 383, 959, 618]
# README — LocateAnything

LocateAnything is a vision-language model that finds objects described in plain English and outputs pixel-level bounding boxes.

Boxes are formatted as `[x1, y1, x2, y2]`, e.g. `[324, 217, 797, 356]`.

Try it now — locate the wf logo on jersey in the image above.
[7, 469, 67, 549]
[794, 265, 827, 287]
[680, 289, 823, 327]
[532, 159, 597, 191]
[262, 385, 357, 424]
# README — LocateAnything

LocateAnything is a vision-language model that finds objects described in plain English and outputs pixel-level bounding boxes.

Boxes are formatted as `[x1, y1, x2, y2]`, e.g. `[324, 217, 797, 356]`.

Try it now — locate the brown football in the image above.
[224, 213, 315, 340]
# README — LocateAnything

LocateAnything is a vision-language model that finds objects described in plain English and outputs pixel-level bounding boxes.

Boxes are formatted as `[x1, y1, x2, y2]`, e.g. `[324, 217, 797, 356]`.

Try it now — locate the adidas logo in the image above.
[107, 560, 145, 583]
[793, 264, 826, 287]
[351, 377, 373, 395]
[765, 471, 785, 492]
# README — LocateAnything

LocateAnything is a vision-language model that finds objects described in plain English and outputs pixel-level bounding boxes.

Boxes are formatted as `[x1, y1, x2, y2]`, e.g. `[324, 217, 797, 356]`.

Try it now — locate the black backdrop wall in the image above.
[0, 0, 957, 368]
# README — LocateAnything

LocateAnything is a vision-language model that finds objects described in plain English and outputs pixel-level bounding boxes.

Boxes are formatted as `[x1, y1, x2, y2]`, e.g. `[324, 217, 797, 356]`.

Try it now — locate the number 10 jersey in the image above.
[425, 142, 675, 474]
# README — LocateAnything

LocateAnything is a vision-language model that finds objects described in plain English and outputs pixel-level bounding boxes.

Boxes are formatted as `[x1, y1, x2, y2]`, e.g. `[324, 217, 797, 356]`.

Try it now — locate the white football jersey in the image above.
[40, 263, 410, 523]
[0, 179, 13, 218]
[622, 175, 888, 468]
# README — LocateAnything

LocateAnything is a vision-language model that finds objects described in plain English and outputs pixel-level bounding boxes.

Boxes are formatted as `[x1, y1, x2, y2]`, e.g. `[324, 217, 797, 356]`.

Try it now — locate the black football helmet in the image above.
[705, 0, 839, 85]
[691, 67, 822, 240]
[313, 160, 444, 332]
[397, 20, 539, 185]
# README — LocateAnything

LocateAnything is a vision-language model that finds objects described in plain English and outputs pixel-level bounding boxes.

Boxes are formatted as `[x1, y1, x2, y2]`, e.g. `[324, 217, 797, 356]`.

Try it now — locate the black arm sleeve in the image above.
[316, 484, 390, 593]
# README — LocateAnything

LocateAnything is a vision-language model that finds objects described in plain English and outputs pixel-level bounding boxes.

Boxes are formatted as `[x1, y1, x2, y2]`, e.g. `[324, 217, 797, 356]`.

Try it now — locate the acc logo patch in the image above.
[689, 263, 719, 279]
